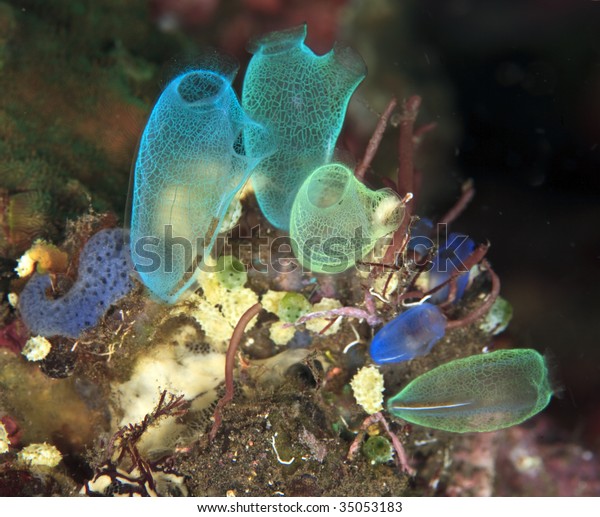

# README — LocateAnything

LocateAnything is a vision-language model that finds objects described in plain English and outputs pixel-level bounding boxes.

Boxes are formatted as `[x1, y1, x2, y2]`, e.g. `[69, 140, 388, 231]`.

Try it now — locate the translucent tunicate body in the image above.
[290, 163, 404, 273]
[387, 349, 553, 432]
[129, 66, 273, 303]
[242, 25, 366, 230]
[369, 303, 446, 364]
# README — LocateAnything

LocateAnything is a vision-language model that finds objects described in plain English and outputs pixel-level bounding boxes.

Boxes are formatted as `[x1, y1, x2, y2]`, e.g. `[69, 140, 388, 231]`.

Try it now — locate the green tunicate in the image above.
[362, 435, 393, 465]
[479, 296, 513, 335]
[278, 292, 311, 323]
[242, 25, 366, 230]
[290, 163, 404, 273]
[215, 255, 247, 290]
[387, 349, 553, 433]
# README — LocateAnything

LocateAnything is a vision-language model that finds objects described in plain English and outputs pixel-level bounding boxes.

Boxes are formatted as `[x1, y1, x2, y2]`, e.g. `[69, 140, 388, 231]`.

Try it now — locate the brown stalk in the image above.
[383, 96, 423, 265]
[438, 179, 475, 226]
[209, 302, 263, 441]
[355, 98, 398, 182]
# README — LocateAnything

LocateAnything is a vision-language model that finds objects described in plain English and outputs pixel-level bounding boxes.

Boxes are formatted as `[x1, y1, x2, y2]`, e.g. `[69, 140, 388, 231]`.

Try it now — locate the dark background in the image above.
[398, 0, 600, 448]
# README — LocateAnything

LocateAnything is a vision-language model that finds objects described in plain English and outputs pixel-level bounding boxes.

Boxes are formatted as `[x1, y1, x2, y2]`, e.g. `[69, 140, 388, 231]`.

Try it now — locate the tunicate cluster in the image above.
[362, 436, 393, 465]
[215, 255, 247, 290]
[243, 25, 366, 230]
[277, 292, 312, 323]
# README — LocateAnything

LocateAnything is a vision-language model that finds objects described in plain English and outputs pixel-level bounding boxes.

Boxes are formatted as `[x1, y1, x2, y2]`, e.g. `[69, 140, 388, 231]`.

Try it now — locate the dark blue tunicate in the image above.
[407, 218, 434, 253]
[428, 233, 475, 304]
[369, 303, 447, 364]
[19, 228, 134, 339]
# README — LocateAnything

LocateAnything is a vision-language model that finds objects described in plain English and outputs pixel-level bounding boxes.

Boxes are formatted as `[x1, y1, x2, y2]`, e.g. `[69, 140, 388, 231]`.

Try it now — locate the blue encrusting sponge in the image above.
[19, 228, 134, 339]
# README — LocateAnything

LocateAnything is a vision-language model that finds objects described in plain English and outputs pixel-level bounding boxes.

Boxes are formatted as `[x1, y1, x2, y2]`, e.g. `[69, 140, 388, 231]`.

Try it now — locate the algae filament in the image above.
[387, 349, 553, 432]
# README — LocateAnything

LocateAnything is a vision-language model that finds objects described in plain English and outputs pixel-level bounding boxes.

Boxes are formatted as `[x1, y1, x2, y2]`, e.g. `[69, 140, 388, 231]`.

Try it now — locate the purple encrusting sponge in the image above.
[19, 228, 134, 339]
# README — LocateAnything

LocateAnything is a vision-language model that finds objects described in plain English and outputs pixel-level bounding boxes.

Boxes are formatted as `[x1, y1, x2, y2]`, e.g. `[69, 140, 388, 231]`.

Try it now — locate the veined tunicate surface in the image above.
[369, 303, 446, 364]
[19, 228, 134, 339]
[290, 163, 404, 273]
[130, 66, 273, 303]
[387, 349, 553, 433]
[242, 25, 366, 230]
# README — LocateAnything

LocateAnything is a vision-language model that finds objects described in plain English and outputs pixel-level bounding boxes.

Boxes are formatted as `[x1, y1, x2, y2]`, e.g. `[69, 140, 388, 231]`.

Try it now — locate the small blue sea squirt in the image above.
[387, 349, 553, 432]
[129, 64, 273, 303]
[242, 25, 366, 230]
[369, 303, 447, 364]
[428, 232, 475, 304]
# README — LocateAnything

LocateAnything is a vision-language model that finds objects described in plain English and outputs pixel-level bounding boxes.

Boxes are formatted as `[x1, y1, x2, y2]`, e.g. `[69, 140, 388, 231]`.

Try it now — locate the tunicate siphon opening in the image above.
[332, 44, 368, 79]
[307, 165, 351, 209]
[248, 25, 306, 56]
[177, 71, 224, 105]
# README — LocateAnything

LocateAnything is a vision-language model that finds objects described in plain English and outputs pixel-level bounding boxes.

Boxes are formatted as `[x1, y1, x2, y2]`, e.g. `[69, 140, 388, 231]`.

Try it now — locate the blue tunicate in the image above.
[242, 25, 366, 230]
[407, 218, 434, 253]
[428, 233, 475, 304]
[129, 65, 273, 303]
[19, 228, 134, 339]
[369, 303, 447, 364]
